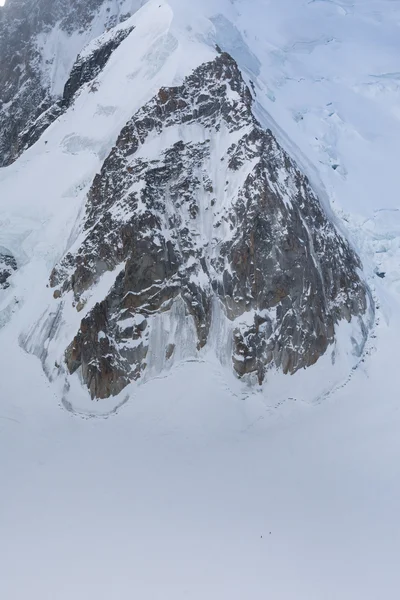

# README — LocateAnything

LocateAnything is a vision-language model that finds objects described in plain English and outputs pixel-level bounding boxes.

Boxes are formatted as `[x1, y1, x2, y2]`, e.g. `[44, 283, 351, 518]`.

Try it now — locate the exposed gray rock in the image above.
[51, 52, 369, 399]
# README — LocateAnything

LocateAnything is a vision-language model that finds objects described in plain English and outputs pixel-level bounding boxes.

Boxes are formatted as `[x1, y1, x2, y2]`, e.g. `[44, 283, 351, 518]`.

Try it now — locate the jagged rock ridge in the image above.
[50, 52, 369, 399]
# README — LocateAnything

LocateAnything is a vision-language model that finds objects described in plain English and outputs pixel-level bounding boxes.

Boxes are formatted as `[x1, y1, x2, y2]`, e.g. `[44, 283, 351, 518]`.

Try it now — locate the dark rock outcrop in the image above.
[0, 252, 17, 290]
[51, 52, 369, 399]
[62, 25, 134, 108]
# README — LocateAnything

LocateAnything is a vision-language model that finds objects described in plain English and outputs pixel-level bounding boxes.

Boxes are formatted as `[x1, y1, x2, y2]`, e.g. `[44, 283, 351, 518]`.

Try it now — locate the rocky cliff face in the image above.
[49, 52, 369, 399]
[0, 0, 143, 166]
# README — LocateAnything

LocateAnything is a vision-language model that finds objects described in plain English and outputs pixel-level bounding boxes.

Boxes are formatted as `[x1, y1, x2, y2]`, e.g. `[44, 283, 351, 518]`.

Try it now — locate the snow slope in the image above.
[0, 0, 400, 598]
[1, 292, 400, 600]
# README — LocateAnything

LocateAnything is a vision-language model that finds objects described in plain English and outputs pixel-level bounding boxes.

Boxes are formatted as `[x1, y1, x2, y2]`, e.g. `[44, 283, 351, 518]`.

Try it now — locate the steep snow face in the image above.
[16, 16, 138, 156]
[0, 0, 146, 166]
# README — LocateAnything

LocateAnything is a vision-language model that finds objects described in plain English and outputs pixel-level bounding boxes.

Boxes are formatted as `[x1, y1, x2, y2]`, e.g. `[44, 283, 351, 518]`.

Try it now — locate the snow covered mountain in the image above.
[0, 0, 375, 407]
[1, 0, 400, 598]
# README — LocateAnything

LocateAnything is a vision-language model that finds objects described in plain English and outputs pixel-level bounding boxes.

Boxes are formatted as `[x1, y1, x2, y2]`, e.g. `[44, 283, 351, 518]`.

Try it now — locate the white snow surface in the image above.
[1, 0, 400, 598]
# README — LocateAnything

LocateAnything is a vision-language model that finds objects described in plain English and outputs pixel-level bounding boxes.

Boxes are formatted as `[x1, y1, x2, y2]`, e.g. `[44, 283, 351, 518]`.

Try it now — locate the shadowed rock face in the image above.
[0, 0, 136, 166]
[62, 25, 134, 109]
[0, 252, 17, 289]
[50, 52, 369, 399]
